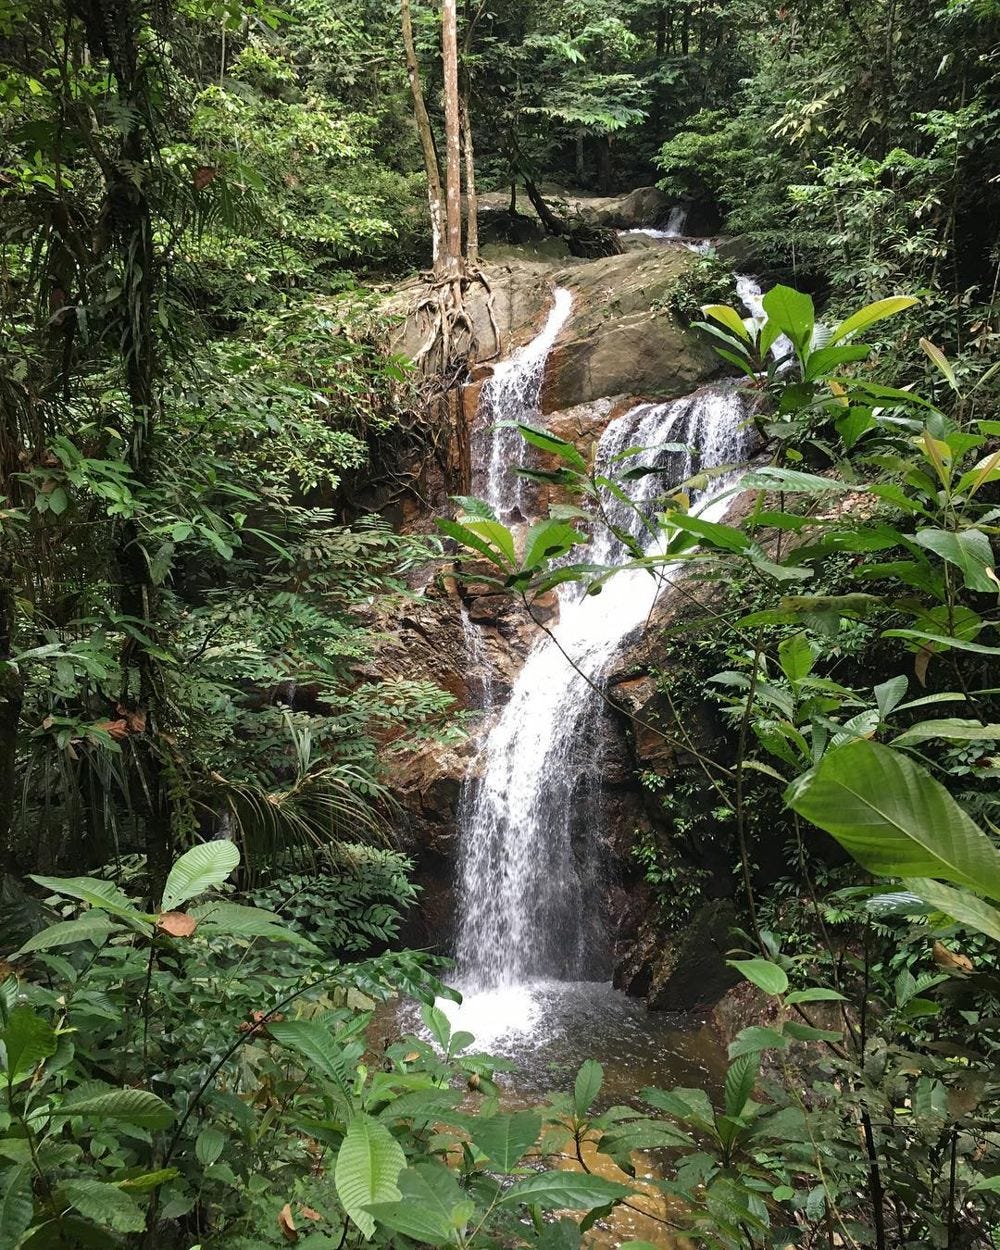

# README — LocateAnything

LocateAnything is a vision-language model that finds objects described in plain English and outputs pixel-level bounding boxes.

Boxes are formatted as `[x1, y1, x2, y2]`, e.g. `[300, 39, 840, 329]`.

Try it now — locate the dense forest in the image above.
[1, 0, 999, 1247]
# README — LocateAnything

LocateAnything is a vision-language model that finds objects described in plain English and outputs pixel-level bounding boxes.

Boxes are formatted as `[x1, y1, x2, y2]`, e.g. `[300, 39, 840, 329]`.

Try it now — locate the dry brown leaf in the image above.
[278, 1203, 298, 1242]
[193, 165, 217, 191]
[156, 911, 198, 938]
[95, 719, 130, 741]
[933, 940, 973, 971]
[299, 1205, 322, 1222]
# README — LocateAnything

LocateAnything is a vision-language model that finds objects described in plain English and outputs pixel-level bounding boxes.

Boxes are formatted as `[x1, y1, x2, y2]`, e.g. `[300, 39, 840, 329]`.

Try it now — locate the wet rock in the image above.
[615, 899, 741, 1012]
[575, 186, 671, 229]
[543, 250, 718, 412]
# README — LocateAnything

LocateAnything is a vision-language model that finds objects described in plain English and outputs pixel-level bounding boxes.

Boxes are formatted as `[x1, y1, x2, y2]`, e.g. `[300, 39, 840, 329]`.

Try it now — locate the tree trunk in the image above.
[0, 567, 22, 874]
[401, 0, 445, 270]
[575, 132, 585, 183]
[460, 95, 478, 265]
[597, 136, 612, 194]
[656, 5, 666, 54]
[441, 0, 463, 274]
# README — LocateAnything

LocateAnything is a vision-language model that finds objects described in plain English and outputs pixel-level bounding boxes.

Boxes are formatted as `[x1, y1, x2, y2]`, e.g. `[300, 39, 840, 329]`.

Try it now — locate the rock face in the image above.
[613, 899, 742, 1011]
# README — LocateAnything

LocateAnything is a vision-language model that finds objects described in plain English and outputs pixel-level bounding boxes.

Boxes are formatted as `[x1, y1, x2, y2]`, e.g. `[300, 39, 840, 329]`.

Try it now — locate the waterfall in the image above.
[474, 287, 573, 520]
[454, 385, 753, 1006]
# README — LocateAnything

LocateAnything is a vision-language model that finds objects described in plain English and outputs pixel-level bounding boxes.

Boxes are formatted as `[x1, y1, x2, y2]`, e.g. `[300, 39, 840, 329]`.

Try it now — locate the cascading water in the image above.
[474, 287, 573, 520]
[451, 371, 753, 1040]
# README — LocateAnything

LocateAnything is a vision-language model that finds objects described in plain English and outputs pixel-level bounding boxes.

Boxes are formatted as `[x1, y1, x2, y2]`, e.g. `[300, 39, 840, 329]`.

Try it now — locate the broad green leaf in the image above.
[956, 451, 1000, 498]
[728, 1027, 788, 1057]
[701, 304, 752, 342]
[892, 719, 1000, 748]
[0, 1164, 32, 1249]
[516, 424, 587, 471]
[58, 1180, 145, 1233]
[268, 1020, 355, 1103]
[28, 875, 151, 933]
[784, 988, 846, 1005]
[782, 1021, 842, 1043]
[195, 1126, 225, 1167]
[420, 1003, 451, 1050]
[470, 1111, 540, 1170]
[574, 1059, 603, 1117]
[669, 514, 749, 553]
[786, 741, 1000, 899]
[642, 1085, 714, 1125]
[54, 1086, 174, 1130]
[436, 517, 510, 568]
[161, 840, 240, 911]
[778, 633, 815, 683]
[728, 959, 788, 996]
[762, 285, 814, 354]
[521, 519, 585, 571]
[335, 1113, 405, 1239]
[462, 519, 518, 568]
[1, 1007, 56, 1081]
[367, 1163, 471, 1245]
[903, 878, 1000, 942]
[723, 1053, 758, 1118]
[192, 902, 319, 949]
[919, 337, 959, 392]
[500, 1170, 631, 1211]
[741, 466, 857, 493]
[828, 296, 918, 345]
[13, 913, 120, 957]
[913, 528, 997, 594]
[874, 675, 908, 718]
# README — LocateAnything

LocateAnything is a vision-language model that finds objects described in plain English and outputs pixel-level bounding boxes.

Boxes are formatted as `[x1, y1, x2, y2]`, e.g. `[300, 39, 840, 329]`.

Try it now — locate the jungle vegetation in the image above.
[1, 0, 999, 1247]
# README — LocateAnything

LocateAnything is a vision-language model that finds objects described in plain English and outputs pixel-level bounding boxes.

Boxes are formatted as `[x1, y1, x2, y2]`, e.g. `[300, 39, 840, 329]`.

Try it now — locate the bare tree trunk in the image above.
[441, 0, 463, 274]
[0, 567, 22, 874]
[401, 0, 445, 271]
[460, 96, 478, 265]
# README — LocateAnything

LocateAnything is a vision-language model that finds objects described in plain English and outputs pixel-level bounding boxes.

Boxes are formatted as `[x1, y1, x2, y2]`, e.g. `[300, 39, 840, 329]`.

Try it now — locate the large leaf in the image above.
[161, 840, 240, 911]
[191, 901, 319, 949]
[516, 424, 587, 471]
[0, 1164, 32, 1250]
[741, 466, 856, 494]
[701, 303, 752, 342]
[335, 1112, 405, 1239]
[786, 741, 1000, 899]
[13, 913, 121, 957]
[367, 1163, 472, 1245]
[521, 519, 586, 571]
[913, 528, 997, 593]
[829, 296, 919, 345]
[724, 1053, 759, 1119]
[28, 875, 151, 933]
[573, 1059, 603, 1117]
[436, 517, 511, 569]
[53, 1086, 175, 1130]
[268, 1019, 355, 1103]
[58, 1180, 145, 1233]
[761, 285, 814, 355]
[500, 1170, 631, 1211]
[903, 878, 1000, 942]
[728, 959, 788, 996]
[891, 719, 1000, 748]
[470, 1111, 540, 1171]
[1, 1008, 56, 1082]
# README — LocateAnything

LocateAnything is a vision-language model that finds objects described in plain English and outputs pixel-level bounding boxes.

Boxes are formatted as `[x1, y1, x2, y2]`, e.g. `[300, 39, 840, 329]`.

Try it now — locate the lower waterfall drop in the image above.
[450, 385, 754, 1042]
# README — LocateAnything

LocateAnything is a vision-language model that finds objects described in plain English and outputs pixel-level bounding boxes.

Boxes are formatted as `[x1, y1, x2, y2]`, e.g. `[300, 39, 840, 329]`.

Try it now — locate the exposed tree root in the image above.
[411, 265, 501, 388]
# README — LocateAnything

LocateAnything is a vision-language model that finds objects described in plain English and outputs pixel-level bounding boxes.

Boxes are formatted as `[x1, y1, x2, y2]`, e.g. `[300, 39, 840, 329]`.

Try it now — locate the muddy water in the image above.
[373, 980, 727, 1248]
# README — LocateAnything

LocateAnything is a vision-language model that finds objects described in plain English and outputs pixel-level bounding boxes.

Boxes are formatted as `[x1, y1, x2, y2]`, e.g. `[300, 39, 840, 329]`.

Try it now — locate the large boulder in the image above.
[576, 186, 672, 229]
[543, 249, 718, 411]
